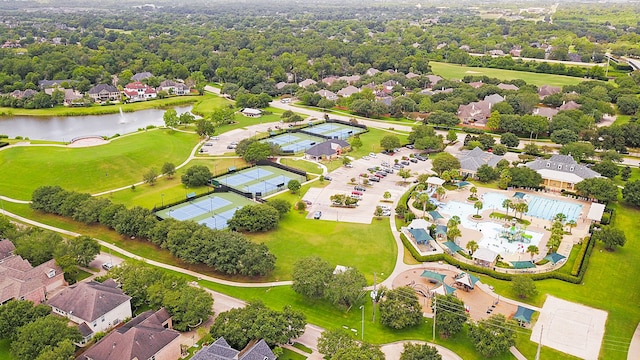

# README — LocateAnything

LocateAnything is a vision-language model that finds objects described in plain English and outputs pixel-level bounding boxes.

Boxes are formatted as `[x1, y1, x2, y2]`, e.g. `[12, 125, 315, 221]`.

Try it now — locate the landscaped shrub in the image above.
[0, 142, 9, 148]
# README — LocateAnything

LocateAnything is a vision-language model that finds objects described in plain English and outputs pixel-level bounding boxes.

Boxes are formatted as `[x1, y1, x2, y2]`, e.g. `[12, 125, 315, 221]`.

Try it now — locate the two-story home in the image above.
[87, 84, 120, 102]
[157, 80, 190, 95]
[78, 308, 180, 360]
[0, 240, 65, 306]
[48, 279, 132, 346]
[123, 81, 157, 102]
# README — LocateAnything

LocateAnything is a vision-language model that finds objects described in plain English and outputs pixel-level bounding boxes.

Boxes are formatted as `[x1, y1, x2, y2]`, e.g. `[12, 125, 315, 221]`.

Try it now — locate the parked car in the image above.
[227, 144, 237, 149]
[415, 155, 427, 161]
[313, 211, 322, 219]
[354, 186, 366, 192]
[102, 263, 114, 271]
[369, 152, 377, 158]
[374, 173, 385, 178]
[381, 162, 390, 167]
[383, 168, 394, 174]
[352, 190, 364, 196]
[375, 171, 387, 177]
[204, 142, 213, 146]
[362, 156, 371, 160]
[369, 177, 380, 182]
[406, 144, 415, 149]
[410, 158, 418, 163]
[345, 163, 353, 168]
[323, 175, 332, 181]
[302, 200, 312, 206]
[401, 160, 410, 166]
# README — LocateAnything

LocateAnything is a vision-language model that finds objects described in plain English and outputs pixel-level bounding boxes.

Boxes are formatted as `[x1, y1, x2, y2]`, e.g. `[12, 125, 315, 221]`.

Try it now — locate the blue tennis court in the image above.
[168, 205, 209, 221]
[281, 139, 319, 152]
[263, 133, 325, 153]
[198, 207, 240, 230]
[304, 123, 364, 139]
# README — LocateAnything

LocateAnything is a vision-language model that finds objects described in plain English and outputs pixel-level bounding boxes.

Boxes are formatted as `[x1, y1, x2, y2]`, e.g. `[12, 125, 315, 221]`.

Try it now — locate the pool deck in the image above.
[412, 186, 594, 265]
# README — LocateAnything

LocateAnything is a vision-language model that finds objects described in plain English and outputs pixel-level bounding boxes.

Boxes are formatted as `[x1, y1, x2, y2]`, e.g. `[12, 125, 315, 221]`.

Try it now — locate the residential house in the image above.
[9, 89, 37, 100]
[87, 84, 119, 102]
[568, 53, 583, 63]
[524, 154, 601, 191]
[38, 79, 72, 89]
[339, 75, 361, 84]
[240, 108, 262, 118]
[497, 83, 519, 91]
[532, 107, 559, 120]
[426, 75, 443, 87]
[405, 72, 420, 79]
[275, 81, 289, 90]
[538, 85, 561, 99]
[123, 81, 157, 102]
[321, 76, 338, 86]
[360, 82, 376, 91]
[315, 89, 338, 101]
[433, 88, 453, 94]
[298, 79, 317, 88]
[558, 101, 581, 111]
[456, 147, 504, 178]
[510, 47, 522, 57]
[365, 68, 380, 77]
[0, 239, 14, 259]
[48, 279, 132, 345]
[191, 337, 275, 360]
[78, 308, 180, 360]
[484, 93, 505, 107]
[131, 72, 153, 81]
[45, 88, 83, 106]
[469, 81, 484, 89]
[459, 45, 471, 52]
[489, 49, 505, 56]
[337, 85, 359, 97]
[381, 80, 399, 91]
[157, 80, 190, 95]
[305, 139, 350, 161]
[377, 96, 393, 107]
[0, 250, 65, 305]
[457, 101, 492, 125]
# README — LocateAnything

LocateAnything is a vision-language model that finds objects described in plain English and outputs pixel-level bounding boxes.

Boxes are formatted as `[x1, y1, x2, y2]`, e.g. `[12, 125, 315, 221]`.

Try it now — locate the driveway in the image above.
[304, 148, 435, 224]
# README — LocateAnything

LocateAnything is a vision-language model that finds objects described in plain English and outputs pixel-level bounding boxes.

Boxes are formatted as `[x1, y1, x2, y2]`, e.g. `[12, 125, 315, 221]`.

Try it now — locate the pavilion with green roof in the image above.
[408, 228, 433, 245]
[420, 270, 446, 284]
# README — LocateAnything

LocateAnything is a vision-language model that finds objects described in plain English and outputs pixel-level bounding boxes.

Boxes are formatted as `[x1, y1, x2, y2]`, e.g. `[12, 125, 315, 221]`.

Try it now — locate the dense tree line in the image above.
[30, 185, 276, 276]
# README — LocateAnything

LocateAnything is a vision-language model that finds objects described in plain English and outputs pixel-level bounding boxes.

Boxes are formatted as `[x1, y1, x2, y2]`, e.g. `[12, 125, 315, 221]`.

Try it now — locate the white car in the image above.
[369, 152, 377, 158]
[102, 263, 114, 271]
[362, 156, 370, 160]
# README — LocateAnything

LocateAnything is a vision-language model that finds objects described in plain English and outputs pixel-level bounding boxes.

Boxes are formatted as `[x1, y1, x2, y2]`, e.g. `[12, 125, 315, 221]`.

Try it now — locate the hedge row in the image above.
[0, 142, 9, 148]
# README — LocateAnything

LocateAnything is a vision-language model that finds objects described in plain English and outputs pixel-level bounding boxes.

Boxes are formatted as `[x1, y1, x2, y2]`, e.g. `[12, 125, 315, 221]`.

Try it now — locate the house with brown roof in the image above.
[48, 279, 132, 346]
[298, 79, 317, 88]
[191, 337, 276, 360]
[78, 308, 180, 360]
[469, 81, 484, 89]
[45, 88, 83, 106]
[426, 75, 443, 86]
[321, 76, 338, 86]
[88, 84, 119, 102]
[532, 107, 559, 120]
[497, 83, 519, 91]
[406, 72, 420, 79]
[457, 101, 492, 125]
[305, 139, 350, 161]
[0, 250, 65, 306]
[0, 239, 15, 260]
[538, 85, 561, 99]
[365, 68, 380, 77]
[339, 75, 361, 84]
[558, 100, 581, 111]
[315, 89, 338, 101]
[337, 85, 360, 97]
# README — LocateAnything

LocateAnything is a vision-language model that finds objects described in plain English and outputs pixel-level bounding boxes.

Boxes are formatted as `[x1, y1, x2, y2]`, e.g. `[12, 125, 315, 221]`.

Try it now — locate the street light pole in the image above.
[359, 305, 364, 341]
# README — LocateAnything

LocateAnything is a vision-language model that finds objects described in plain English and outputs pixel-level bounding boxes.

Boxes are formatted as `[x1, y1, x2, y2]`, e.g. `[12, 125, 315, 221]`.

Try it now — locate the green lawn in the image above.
[614, 165, 640, 187]
[280, 158, 324, 175]
[279, 349, 307, 360]
[0, 339, 12, 360]
[0, 129, 199, 200]
[191, 93, 233, 115]
[0, 96, 200, 117]
[430, 62, 586, 87]
[613, 115, 631, 126]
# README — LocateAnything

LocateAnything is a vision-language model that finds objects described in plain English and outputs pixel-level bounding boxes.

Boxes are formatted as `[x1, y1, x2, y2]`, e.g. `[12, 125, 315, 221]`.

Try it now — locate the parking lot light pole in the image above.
[359, 305, 364, 340]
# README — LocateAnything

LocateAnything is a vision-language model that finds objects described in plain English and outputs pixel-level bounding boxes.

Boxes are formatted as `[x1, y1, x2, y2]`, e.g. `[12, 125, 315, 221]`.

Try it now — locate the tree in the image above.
[400, 343, 442, 360]
[227, 204, 280, 232]
[292, 256, 334, 299]
[476, 164, 497, 183]
[380, 135, 401, 151]
[434, 294, 467, 337]
[152, 285, 213, 332]
[161, 162, 176, 179]
[325, 267, 367, 309]
[181, 165, 212, 187]
[468, 314, 517, 358]
[210, 301, 306, 349]
[592, 226, 627, 251]
[550, 129, 579, 145]
[617, 95, 640, 115]
[14, 230, 63, 266]
[431, 153, 461, 175]
[243, 141, 272, 163]
[474, 201, 483, 216]
[179, 112, 196, 125]
[342, 156, 352, 166]
[350, 136, 363, 150]
[427, 110, 460, 126]
[514, 202, 529, 219]
[395, 203, 408, 218]
[500, 133, 520, 148]
[11, 315, 81, 360]
[55, 235, 100, 268]
[143, 168, 159, 185]
[163, 109, 179, 128]
[296, 201, 307, 212]
[527, 245, 539, 260]
[0, 300, 51, 341]
[379, 287, 423, 329]
[398, 168, 412, 183]
[623, 180, 640, 207]
[508, 167, 542, 188]
[318, 329, 357, 359]
[492, 144, 508, 156]
[195, 119, 216, 137]
[288, 179, 301, 194]
[34, 339, 75, 360]
[331, 342, 385, 360]
[267, 199, 291, 218]
[592, 160, 619, 179]
[621, 166, 632, 182]
[446, 129, 457, 143]
[486, 111, 501, 131]
[511, 276, 538, 299]
[576, 178, 619, 202]
[466, 240, 479, 255]
[559, 142, 595, 162]
[502, 199, 513, 217]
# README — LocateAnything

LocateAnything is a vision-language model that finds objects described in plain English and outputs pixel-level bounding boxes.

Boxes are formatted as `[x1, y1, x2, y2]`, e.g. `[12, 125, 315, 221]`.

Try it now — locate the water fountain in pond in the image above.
[119, 107, 126, 124]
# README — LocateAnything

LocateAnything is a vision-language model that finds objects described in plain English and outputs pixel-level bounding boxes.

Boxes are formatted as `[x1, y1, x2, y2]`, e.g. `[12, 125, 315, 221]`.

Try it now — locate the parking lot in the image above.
[303, 148, 435, 224]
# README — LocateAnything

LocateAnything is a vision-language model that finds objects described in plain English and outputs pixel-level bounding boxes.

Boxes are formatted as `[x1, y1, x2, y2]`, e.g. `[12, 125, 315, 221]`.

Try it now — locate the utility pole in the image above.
[359, 305, 364, 341]
[432, 296, 437, 342]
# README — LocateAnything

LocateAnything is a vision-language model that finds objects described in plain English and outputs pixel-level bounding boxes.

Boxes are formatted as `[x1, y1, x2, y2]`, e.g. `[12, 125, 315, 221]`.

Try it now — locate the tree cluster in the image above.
[317, 329, 385, 360]
[379, 286, 423, 330]
[31, 186, 276, 276]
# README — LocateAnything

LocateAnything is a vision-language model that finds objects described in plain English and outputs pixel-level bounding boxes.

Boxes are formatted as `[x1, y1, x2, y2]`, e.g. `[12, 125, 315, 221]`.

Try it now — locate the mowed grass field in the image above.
[430, 62, 586, 87]
[0, 129, 199, 200]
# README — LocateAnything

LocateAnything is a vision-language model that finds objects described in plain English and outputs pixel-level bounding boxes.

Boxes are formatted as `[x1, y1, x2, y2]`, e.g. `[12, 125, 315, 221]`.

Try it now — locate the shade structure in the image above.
[429, 211, 444, 221]
[435, 225, 448, 236]
[544, 253, 566, 264]
[512, 261, 536, 269]
[456, 181, 471, 188]
[443, 241, 463, 253]
[454, 272, 480, 289]
[431, 283, 456, 296]
[408, 228, 433, 245]
[513, 191, 527, 199]
[513, 305, 535, 323]
[420, 270, 446, 284]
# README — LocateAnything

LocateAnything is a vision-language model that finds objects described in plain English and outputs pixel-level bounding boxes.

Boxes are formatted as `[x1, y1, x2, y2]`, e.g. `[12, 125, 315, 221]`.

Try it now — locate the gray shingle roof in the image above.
[192, 338, 275, 360]
[88, 84, 118, 94]
[47, 280, 130, 323]
[457, 147, 504, 172]
[305, 139, 349, 157]
[524, 154, 600, 180]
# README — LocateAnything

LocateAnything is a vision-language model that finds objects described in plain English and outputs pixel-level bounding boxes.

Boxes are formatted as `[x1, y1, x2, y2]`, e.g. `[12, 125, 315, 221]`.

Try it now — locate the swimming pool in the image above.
[476, 192, 583, 222]
[439, 200, 543, 255]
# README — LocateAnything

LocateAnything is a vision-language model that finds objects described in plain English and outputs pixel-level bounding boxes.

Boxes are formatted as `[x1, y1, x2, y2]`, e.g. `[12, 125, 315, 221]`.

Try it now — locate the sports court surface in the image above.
[155, 192, 254, 230]
[214, 165, 306, 197]
[261, 132, 325, 152]
[302, 122, 365, 139]
[531, 295, 607, 360]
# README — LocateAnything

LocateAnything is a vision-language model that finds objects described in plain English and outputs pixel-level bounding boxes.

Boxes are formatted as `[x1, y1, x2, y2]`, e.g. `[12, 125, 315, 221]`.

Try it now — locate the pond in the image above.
[0, 105, 194, 142]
